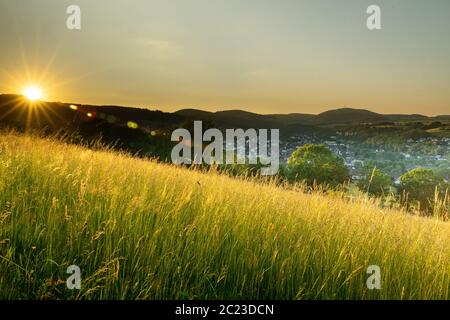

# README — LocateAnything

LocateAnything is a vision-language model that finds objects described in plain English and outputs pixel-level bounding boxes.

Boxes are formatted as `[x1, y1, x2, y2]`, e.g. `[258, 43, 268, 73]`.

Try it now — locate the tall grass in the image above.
[0, 131, 449, 299]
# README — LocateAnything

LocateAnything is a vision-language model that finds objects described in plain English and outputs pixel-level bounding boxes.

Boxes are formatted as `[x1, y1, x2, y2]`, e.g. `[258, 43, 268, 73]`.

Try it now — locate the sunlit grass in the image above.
[0, 131, 448, 299]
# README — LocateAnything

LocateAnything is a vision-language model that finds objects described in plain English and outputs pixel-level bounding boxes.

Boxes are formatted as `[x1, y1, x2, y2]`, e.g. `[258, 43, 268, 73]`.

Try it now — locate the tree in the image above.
[434, 166, 450, 183]
[358, 166, 392, 197]
[287, 144, 350, 187]
[398, 168, 448, 211]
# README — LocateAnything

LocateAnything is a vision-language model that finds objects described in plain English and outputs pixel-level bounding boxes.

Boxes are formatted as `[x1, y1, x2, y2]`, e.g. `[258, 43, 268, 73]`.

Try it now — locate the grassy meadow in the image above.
[0, 131, 449, 299]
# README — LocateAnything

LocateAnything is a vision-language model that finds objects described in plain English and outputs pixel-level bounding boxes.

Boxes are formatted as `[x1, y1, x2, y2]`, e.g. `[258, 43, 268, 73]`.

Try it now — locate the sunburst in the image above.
[0, 35, 105, 130]
[23, 86, 43, 101]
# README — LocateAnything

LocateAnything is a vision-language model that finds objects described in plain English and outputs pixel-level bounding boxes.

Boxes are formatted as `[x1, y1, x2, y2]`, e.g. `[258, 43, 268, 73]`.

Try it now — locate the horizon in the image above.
[2, 92, 450, 117]
[1, 1, 450, 115]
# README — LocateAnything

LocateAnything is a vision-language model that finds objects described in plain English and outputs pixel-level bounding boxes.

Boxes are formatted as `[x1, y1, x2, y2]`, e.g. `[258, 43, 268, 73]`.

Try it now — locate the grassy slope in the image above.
[0, 132, 449, 299]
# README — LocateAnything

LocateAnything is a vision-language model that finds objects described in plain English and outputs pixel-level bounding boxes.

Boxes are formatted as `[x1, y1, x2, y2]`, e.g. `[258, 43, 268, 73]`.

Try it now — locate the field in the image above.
[0, 131, 449, 299]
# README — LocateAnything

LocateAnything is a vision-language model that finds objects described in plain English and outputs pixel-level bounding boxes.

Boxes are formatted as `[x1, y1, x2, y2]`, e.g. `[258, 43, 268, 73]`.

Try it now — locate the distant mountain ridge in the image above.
[1, 94, 448, 133]
[176, 107, 448, 127]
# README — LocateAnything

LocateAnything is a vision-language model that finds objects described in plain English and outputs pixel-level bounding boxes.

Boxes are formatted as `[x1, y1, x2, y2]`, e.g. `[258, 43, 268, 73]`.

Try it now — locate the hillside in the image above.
[0, 94, 183, 160]
[313, 108, 387, 125]
[0, 94, 183, 130]
[0, 131, 448, 299]
[176, 109, 283, 129]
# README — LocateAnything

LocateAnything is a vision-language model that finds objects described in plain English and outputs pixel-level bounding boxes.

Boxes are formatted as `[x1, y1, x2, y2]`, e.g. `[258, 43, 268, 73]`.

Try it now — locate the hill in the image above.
[269, 113, 316, 125]
[385, 114, 429, 121]
[0, 94, 183, 130]
[176, 109, 283, 129]
[175, 108, 331, 136]
[313, 108, 387, 125]
[177, 107, 450, 127]
[0, 94, 183, 160]
[0, 131, 448, 299]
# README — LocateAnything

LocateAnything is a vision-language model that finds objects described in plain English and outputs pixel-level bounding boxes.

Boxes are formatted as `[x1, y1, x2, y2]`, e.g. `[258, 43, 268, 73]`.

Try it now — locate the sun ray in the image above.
[0, 97, 26, 121]
[37, 102, 63, 126]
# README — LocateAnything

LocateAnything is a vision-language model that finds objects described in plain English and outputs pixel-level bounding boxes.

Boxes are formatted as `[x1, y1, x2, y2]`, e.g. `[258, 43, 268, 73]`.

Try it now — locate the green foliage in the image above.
[434, 166, 450, 182]
[399, 168, 449, 211]
[357, 166, 393, 197]
[287, 144, 350, 187]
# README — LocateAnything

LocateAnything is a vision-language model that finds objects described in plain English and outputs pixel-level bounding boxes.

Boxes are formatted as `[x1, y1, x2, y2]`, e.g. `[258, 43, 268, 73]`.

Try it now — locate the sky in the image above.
[0, 0, 449, 115]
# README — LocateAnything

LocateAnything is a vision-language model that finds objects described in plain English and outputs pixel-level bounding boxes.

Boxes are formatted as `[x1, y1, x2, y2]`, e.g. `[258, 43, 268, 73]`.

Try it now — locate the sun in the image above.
[23, 86, 43, 101]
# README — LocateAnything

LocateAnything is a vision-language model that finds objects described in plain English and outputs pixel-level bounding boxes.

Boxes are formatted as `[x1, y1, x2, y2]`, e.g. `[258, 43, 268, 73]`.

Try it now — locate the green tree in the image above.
[434, 166, 450, 182]
[358, 166, 393, 197]
[398, 168, 448, 211]
[287, 144, 350, 187]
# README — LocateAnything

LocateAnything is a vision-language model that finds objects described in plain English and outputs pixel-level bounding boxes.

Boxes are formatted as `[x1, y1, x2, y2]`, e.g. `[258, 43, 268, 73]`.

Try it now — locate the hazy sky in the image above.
[0, 0, 449, 115]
